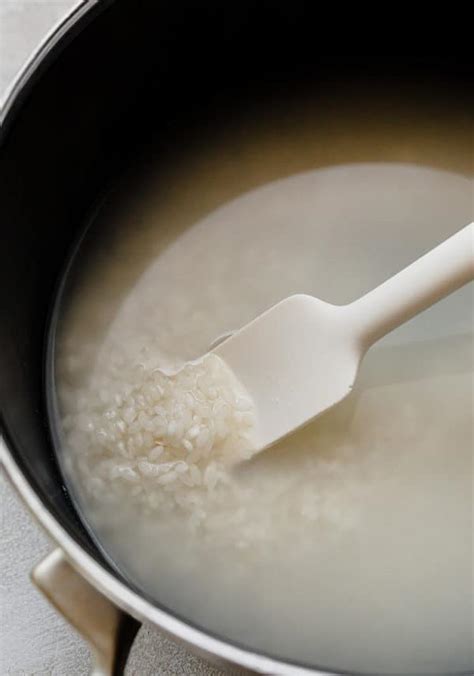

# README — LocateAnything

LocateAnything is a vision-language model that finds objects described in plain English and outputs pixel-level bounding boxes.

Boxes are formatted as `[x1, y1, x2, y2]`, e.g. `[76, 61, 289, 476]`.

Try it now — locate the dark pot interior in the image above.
[0, 0, 472, 670]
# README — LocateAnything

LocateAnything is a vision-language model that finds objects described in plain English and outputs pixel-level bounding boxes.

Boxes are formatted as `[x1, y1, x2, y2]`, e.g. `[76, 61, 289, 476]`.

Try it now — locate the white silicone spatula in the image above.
[214, 223, 474, 452]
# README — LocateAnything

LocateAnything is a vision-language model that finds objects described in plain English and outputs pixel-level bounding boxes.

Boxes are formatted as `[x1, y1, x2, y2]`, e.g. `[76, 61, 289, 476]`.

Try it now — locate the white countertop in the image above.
[0, 3, 225, 674]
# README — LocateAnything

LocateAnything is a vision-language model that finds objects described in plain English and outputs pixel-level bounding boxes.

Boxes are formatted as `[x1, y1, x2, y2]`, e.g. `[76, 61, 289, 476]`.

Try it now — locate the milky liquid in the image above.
[52, 97, 473, 674]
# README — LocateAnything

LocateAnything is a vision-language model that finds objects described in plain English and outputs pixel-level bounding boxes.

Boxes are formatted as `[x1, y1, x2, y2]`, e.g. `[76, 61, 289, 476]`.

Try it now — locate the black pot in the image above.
[0, 2, 472, 674]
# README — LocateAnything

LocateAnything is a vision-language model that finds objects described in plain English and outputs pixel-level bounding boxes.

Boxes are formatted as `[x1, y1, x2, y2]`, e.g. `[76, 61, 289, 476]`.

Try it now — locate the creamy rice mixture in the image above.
[52, 101, 473, 674]
[61, 349, 255, 523]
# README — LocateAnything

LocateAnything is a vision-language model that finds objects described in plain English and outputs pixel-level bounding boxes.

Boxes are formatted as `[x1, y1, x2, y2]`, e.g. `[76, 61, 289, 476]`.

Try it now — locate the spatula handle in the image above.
[349, 223, 474, 348]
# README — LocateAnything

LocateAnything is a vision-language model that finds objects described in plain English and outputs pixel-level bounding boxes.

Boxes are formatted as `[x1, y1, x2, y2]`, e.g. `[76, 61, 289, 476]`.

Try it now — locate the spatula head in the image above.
[213, 294, 361, 452]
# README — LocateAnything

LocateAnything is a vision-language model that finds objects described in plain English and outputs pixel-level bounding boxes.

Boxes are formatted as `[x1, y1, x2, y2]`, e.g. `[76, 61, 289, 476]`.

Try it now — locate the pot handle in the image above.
[32, 549, 140, 676]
